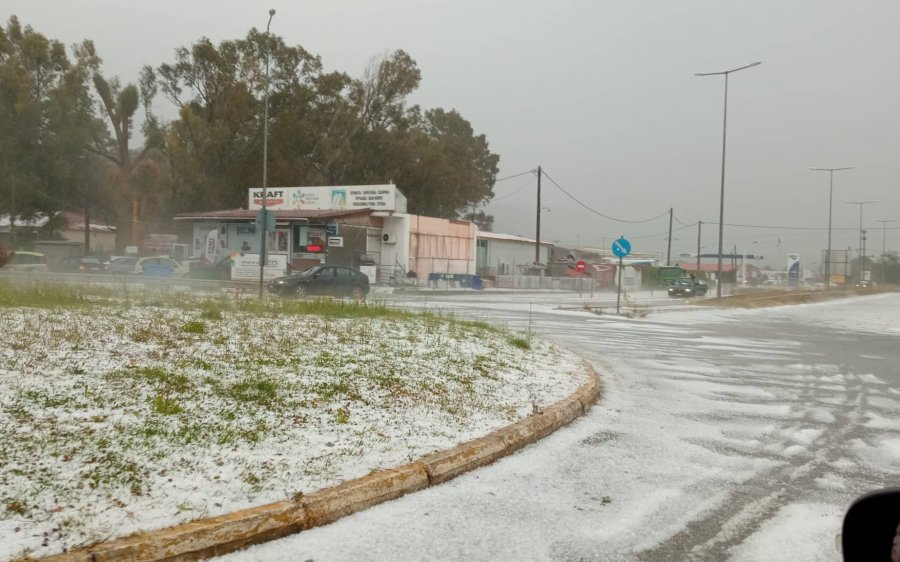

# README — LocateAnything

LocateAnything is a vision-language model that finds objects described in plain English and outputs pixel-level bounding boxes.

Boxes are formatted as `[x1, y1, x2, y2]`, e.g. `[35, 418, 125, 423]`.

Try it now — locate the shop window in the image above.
[292, 224, 327, 253]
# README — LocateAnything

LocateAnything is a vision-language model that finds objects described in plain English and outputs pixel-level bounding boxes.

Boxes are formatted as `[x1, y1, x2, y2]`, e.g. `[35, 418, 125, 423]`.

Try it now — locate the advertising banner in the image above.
[787, 253, 801, 287]
[230, 253, 288, 282]
[248, 185, 404, 212]
[203, 229, 218, 265]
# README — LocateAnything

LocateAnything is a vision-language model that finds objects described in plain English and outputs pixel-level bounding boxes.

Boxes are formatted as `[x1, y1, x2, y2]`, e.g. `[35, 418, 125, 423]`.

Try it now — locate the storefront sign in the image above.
[248, 185, 406, 213]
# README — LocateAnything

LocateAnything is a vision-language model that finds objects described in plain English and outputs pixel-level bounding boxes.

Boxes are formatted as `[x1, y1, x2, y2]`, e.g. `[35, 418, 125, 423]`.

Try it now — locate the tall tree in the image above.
[0, 16, 103, 246]
[89, 61, 161, 246]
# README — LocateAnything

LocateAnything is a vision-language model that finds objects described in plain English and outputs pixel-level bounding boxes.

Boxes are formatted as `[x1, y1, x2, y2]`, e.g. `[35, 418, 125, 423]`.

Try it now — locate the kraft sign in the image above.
[248, 185, 406, 213]
[249, 189, 285, 207]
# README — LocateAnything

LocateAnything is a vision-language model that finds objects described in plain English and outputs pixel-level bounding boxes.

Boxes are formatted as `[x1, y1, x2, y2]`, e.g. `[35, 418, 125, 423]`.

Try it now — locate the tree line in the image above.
[0, 16, 499, 251]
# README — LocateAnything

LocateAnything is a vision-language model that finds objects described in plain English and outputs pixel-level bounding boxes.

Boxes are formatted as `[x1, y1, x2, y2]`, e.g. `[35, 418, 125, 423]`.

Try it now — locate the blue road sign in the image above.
[612, 237, 632, 258]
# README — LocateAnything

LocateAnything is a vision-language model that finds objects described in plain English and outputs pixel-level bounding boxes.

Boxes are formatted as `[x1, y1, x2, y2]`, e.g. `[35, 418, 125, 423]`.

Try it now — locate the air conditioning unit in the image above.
[382, 233, 397, 244]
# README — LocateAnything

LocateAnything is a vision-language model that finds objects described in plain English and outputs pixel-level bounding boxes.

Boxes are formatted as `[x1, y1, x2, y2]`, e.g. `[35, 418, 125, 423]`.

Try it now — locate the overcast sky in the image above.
[7, 0, 900, 267]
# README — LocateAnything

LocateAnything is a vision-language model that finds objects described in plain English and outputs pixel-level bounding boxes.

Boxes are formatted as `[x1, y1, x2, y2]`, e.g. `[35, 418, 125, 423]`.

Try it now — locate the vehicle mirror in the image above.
[840, 487, 900, 561]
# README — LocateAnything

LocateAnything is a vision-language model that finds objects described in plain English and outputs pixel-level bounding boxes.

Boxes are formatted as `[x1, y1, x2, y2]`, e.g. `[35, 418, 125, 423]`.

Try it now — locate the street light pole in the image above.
[810, 166, 853, 287]
[844, 200, 877, 283]
[535, 165, 542, 265]
[258, 8, 276, 299]
[875, 219, 894, 284]
[695, 61, 762, 298]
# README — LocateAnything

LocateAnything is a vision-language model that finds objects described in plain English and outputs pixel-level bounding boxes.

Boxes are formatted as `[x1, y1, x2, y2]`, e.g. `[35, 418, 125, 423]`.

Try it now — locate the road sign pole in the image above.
[611, 237, 631, 316]
[616, 256, 623, 315]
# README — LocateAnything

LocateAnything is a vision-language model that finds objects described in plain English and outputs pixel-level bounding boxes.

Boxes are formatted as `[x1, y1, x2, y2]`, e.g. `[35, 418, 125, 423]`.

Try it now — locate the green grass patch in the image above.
[151, 395, 183, 416]
[0, 280, 95, 308]
[508, 336, 531, 350]
[181, 320, 207, 334]
[224, 379, 279, 406]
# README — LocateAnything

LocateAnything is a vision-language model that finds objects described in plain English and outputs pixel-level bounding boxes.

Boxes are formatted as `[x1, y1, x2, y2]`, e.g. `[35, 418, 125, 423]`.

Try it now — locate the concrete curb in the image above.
[35, 364, 601, 562]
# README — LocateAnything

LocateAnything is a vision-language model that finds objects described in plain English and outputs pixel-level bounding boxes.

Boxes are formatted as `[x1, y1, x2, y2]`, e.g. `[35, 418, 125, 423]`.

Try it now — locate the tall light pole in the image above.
[810, 166, 853, 287]
[844, 200, 877, 283]
[875, 219, 895, 283]
[695, 60, 762, 298]
[535, 166, 542, 264]
[258, 8, 276, 299]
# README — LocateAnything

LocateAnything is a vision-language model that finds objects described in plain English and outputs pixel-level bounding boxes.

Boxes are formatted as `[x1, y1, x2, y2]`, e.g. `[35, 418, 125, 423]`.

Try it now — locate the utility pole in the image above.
[696, 220, 702, 275]
[258, 8, 276, 299]
[666, 207, 673, 265]
[535, 165, 542, 264]
[79, 154, 91, 255]
[9, 180, 15, 249]
[862, 229, 868, 282]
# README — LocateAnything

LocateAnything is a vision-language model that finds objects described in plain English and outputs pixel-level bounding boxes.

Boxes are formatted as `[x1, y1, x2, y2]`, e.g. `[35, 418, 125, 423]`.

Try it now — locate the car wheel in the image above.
[351, 285, 365, 300]
[293, 284, 307, 298]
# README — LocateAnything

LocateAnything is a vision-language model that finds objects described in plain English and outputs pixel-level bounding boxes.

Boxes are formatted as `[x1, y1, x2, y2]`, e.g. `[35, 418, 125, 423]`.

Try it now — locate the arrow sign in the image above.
[612, 237, 632, 258]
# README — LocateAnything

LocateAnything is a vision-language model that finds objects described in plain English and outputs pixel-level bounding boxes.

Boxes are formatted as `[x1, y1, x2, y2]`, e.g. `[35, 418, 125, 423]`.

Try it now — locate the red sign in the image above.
[576, 260, 586, 272]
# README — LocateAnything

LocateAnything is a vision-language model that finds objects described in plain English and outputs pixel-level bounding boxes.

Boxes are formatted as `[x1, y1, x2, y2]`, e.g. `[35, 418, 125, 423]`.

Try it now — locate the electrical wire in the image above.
[540, 169, 670, 224]
[494, 169, 536, 183]
[490, 175, 536, 202]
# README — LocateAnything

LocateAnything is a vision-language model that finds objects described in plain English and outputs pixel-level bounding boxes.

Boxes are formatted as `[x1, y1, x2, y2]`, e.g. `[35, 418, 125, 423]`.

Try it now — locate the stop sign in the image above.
[576, 260, 586, 272]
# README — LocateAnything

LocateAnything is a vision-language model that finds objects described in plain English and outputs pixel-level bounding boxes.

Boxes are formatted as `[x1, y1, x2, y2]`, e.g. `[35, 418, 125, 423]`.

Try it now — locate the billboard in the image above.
[247, 185, 407, 213]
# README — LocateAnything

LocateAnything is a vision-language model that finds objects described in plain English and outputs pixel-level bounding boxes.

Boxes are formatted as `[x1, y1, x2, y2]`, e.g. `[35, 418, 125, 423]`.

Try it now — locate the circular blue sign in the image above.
[611, 237, 632, 258]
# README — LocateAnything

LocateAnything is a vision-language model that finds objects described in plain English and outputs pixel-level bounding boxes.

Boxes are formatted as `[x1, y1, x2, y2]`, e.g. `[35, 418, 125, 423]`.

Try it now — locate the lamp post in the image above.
[844, 200, 877, 283]
[258, 8, 276, 299]
[695, 61, 762, 298]
[810, 166, 853, 287]
[875, 219, 895, 283]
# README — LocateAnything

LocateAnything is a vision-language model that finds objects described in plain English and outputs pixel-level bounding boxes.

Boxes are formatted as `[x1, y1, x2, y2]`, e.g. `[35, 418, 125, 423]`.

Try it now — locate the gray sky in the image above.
[8, 0, 900, 267]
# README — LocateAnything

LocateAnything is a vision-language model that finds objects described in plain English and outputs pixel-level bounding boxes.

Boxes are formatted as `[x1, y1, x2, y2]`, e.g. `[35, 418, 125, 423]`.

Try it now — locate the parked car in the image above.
[104, 256, 188, 277]
[268, 265, 370, 298]
[105, 256, 139, 274]
[52, 256, 104, 273]
[2, 251, 49, 272]
[136, 257, 190, 278]
[667, 277, 708, 297]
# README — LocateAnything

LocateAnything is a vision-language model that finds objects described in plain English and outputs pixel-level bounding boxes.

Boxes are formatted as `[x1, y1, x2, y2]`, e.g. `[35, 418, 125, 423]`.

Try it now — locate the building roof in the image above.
[0, 212, 115, 232]
[174, 208, 375, 221]
[477, 231, 553, 245]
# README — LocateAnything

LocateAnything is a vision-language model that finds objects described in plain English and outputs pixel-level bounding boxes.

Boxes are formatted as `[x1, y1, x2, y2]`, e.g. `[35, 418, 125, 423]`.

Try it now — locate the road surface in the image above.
[219, 292, 899, 561]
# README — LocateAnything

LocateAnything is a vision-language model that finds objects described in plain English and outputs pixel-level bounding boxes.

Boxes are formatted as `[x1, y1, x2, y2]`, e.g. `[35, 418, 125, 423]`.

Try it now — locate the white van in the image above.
[2, 251, 49, 272]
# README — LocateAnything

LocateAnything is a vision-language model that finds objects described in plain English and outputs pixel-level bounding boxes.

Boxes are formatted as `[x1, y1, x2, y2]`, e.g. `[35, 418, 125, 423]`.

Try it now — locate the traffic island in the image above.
[35, 364, 601, 562]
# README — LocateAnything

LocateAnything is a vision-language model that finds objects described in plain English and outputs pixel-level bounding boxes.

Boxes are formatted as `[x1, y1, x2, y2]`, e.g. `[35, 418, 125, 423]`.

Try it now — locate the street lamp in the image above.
[258, 8, 276, 299]
[874, 219, 895, 283]
[844, 200, 877, 283]
[695, 60, 762, 298]
[810, 166, 853, 287]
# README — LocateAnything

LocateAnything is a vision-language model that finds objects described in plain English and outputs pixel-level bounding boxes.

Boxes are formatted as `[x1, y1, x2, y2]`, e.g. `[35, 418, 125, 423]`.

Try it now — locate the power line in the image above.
[674, 215, 876, 231]
[494, 169, 536, 183]
[490, 175, 535, 202]
[540, 169, 670, 224]
[629, 222, 696, 241]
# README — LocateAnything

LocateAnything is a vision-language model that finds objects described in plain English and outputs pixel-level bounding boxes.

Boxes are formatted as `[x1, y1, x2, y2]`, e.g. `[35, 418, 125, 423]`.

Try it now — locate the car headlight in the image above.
[686, 289, 692, 292]
[275, 280, 285, 284]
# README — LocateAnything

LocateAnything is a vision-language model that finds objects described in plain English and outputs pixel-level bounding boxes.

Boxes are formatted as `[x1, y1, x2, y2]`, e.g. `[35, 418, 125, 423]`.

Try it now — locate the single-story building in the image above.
[174, 185, 476, 283]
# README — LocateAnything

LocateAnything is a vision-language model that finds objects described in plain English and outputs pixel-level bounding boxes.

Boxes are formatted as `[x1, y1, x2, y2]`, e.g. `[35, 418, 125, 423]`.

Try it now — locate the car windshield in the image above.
[293, 266, 321, 277]
[674, 279, 693, 286]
